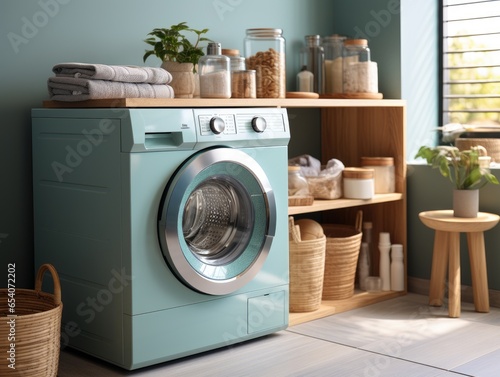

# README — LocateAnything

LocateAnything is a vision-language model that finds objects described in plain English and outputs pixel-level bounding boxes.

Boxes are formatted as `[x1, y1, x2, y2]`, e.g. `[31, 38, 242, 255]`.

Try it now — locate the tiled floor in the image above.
[58, 293, 500, 376]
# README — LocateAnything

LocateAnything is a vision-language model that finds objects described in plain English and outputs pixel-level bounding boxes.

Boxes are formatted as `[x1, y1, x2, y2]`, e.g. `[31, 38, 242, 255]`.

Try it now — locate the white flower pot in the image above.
[453, 189, 479, 218]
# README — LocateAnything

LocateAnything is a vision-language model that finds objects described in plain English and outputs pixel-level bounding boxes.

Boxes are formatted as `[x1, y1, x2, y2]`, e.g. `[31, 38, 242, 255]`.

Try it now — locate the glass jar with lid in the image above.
[244, 28, 286, 98]
[342, 39, 378, 94]
[222, 48, 246, 71]
[300, 35, 324, 94]
[288, 166, 309, 196]
[361, 157, 395, 194]
[198, 42, 231, 98]
[323, 34, 346, 94]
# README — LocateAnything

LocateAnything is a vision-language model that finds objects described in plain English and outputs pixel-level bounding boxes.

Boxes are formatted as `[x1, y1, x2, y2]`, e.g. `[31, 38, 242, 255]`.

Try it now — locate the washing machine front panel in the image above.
[158, 147, 276, 295]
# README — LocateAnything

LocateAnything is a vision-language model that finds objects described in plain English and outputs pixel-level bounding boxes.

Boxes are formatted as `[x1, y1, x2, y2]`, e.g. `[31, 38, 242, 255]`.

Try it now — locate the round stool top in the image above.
[419, 210, 500, 233]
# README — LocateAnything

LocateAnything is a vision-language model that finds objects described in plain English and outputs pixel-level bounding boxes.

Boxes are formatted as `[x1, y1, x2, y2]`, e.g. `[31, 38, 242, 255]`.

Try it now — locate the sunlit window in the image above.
[442, 0, 500, 126]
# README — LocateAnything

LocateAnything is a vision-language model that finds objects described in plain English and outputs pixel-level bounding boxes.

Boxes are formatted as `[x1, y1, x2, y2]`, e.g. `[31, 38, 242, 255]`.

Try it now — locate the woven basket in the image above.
[289, 217, 326, 313]
[0, 264, 62, 377]
[455, 138, 500, 162]
[322, 211, 363, 300]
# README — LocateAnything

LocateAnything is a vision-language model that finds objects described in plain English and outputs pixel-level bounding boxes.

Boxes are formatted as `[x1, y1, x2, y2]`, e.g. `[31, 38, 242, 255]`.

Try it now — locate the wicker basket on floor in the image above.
[0, 264, 63, 377]
[322, 211, 363, 300]
[289, 216, 326, 312]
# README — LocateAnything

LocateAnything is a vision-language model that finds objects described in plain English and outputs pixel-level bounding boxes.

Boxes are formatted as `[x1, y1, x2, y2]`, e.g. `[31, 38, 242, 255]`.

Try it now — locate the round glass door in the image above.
[158, 148, 276, 295]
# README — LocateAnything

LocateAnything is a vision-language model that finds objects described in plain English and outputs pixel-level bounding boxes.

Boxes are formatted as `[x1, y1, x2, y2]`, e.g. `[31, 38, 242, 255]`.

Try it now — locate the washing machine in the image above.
[32, 107, 290, 370]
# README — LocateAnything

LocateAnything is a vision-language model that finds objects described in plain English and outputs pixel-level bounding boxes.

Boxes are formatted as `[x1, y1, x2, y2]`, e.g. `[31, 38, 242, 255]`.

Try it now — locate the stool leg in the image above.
[429, 230, 449, 307]
[467, 232, 490, 313]
[448, 232, 461, 318]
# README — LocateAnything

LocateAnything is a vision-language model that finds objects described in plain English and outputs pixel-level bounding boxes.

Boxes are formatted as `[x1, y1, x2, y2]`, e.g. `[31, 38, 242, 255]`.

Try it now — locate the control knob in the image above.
[209, 116, 225, 134]
[251, 116, 267, 133]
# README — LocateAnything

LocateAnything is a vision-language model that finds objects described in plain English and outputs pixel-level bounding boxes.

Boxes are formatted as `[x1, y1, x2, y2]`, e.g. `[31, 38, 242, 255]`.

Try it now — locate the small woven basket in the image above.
[0, 264, 62, 377]
[322, 211, 363, 300]
[289, 217, 326, 313]
[455, 138, 500, 162]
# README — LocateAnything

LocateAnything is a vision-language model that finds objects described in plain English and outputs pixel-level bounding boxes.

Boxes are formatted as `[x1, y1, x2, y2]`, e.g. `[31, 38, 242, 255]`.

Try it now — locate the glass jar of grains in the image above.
[244, 28, 286, 98]
[342, 39, 378, 94]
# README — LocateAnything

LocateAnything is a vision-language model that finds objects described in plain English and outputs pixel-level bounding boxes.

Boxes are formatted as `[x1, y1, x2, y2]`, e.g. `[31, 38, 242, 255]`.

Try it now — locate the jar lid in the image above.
[246, 28, 283, 37]
[344, 39, 368, 46]
[207, 42, 222, 55]
[361, 157, 394, 166]
[343, 167, 374, 179]
[323, 34, 346, 42]
[222, 48, 240, 57]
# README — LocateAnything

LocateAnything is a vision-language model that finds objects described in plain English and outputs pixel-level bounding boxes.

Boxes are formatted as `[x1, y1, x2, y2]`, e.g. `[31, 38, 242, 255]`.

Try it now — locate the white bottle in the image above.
[390, 244, 405, 291]
[362, 221, 372, 275]
[379, 232, 391, 291]
[358, 242, 370, 291]
[297, 66, 314, 92]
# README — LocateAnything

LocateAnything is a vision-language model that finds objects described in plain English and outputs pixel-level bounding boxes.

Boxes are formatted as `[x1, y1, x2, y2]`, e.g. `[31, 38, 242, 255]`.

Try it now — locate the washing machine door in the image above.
[158, 147, 277, 295]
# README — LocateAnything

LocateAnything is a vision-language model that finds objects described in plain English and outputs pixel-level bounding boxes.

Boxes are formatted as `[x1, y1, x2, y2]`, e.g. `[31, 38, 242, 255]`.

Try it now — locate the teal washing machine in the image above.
[32, 107, 290, 370]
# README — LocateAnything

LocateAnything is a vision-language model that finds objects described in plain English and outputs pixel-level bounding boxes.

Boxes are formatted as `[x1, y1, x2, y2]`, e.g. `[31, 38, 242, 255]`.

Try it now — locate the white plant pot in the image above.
[453, 189, 479, 218]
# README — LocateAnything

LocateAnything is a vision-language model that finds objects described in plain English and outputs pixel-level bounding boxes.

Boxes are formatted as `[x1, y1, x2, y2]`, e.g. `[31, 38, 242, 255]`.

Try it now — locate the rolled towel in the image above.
[48, 76, 174, 102]
[52, 62, 172, 84]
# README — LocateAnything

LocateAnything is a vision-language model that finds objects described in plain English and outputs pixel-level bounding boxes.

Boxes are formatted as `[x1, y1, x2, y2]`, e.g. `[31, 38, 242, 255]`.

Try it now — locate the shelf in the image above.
[289, 290, 405, 326]
[288, 193, 403, 215]
[42, 98, 405, 109]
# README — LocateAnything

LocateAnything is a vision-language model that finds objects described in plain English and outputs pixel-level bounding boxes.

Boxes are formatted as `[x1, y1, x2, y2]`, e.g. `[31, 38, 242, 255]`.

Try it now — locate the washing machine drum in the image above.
[158, 148, 277, 295]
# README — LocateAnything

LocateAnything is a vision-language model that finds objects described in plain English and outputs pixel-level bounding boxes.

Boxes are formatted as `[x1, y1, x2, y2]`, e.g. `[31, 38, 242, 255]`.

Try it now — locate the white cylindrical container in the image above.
[358, 242, 370, 291]
[343, 168, 374, 199]
[297, 66, 314, 92]
[390, 244, 405, 291]
[361, 157, 396, 194]
[379, 232, 391, 291]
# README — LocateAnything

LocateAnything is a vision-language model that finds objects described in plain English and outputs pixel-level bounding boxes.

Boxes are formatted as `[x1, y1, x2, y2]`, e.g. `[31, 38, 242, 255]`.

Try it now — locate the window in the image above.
[442, 0, 500, 126]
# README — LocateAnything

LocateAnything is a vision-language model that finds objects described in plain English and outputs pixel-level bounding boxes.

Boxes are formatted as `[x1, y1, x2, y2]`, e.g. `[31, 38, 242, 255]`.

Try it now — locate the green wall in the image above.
[7, 0, 491, 295]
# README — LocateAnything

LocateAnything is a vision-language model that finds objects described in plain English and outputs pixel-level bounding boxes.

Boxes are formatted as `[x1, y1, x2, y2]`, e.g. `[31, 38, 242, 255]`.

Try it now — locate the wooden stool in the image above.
[419, 210, 499, 318]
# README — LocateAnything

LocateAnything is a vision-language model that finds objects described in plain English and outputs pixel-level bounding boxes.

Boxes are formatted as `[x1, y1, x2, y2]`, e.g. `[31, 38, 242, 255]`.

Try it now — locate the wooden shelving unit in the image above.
[287, 99, 407, 326]
[43, 97, 407, 326]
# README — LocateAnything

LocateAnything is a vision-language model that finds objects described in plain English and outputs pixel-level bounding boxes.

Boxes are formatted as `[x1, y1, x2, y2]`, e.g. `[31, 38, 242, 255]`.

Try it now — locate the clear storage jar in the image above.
[222, 48, 246, 71]
[198, 42, 231, 98]
[301, 35, 324, 94]
[342, 167, 374, 199]
[323, 34, 345, 94]
[361, 157, 395, 194]
[244, 28, 286, 98]
[342, 39, 378, 94]
[288, 166, 309, 196]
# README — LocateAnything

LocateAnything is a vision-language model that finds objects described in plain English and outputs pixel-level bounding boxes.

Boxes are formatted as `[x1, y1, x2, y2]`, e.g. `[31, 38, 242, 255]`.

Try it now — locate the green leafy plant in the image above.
[143, 22, 210, 68]
[415, 145, 499, 190]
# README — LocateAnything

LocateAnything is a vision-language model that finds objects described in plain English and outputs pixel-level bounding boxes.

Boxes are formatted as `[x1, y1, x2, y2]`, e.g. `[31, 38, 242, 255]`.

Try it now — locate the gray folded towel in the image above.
[48, 76, 174, 102]
[52, 63, 172, 85]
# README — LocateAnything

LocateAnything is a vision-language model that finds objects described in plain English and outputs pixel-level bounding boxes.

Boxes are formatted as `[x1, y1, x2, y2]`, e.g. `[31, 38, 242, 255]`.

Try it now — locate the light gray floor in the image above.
[58, 293, 500, 376]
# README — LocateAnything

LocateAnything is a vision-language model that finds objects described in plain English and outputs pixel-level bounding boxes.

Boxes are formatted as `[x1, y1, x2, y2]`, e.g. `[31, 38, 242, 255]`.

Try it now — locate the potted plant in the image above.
[143, 22, 210, 98]
[415, 145, 499, 217]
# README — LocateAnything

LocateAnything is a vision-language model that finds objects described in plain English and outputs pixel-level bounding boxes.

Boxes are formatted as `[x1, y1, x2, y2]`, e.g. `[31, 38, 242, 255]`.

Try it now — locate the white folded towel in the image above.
[52, 63, 172, 85]
[48, 76, 174, 102]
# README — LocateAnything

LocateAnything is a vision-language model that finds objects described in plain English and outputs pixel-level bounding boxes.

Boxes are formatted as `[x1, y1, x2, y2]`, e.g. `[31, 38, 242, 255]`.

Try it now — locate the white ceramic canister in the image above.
[361, 157, 395, 194]
[342, 167, 374, 199]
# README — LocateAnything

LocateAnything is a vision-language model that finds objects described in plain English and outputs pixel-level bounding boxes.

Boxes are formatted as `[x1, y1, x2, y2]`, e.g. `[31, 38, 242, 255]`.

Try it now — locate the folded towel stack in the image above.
[48, 62, 174, 101]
